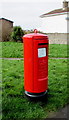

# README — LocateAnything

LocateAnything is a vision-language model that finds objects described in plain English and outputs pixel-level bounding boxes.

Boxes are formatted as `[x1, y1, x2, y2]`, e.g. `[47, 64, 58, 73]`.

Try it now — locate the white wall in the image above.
[47, 33, 68, 44]
[67, 12, 69, 33]
[39, 14, 68, 33]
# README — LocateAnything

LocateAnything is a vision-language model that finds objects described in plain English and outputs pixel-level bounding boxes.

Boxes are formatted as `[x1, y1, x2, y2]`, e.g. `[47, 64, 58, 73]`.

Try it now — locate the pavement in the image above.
[0, 58, 23, 60]
[0, 57, 69, 60]
[48, 104, 69, 119]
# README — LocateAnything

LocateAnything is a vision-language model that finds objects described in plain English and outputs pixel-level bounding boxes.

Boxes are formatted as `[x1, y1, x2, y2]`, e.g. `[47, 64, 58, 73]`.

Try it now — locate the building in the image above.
[40, 0, 69, 44]
[0, 18, 13, 42]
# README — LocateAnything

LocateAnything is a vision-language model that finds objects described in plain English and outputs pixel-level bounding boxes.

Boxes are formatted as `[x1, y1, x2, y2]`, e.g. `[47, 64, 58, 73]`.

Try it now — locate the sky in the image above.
[0, 0, 64, 30]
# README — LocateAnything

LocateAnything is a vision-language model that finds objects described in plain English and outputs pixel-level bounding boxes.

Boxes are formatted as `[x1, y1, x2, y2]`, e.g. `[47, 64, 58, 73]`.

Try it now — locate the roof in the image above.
[40, 7, 69, 18]
[0, 18, 13, 23]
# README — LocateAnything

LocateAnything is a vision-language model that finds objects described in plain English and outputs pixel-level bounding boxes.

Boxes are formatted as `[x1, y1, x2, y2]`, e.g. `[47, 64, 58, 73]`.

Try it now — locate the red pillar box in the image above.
[23, 29, 49, 97]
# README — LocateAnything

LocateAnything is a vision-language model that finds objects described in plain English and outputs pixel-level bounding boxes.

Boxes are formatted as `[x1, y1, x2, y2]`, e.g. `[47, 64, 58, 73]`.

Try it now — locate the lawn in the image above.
[1, 42, 69, 58]
[0, 42, 2, 58]
[2, 59, 68, 119]
[49, 44, 68, 58]
[2, 42, 23, 58]
[0, 59, 2, 120]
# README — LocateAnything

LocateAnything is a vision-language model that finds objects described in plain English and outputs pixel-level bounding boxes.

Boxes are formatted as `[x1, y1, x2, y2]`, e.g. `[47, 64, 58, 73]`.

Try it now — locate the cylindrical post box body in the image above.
[23, 31, 49, 97]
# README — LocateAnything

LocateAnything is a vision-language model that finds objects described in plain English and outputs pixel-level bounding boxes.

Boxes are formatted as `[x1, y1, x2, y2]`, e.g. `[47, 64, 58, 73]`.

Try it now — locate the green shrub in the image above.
[10, 26, 24, 42]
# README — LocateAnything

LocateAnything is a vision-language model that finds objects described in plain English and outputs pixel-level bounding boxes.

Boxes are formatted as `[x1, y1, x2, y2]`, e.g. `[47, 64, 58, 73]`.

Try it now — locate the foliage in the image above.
[10, 26, 24, 42]
[25, 29, 45, 34]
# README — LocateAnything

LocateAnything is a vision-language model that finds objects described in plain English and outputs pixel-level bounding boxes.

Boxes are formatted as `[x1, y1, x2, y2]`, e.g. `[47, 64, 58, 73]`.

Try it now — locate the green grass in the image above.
[49, 44, 68, 58]
[1, 42, 69, 58]
[2, 42, 23, 58]
[0, 42, 2, 58]
[2, 59, 69, 119]
[0, 59, 2, 120]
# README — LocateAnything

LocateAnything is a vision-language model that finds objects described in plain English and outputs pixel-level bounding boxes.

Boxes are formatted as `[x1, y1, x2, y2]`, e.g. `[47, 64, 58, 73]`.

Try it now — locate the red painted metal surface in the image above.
[23, 31, 49, 93]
